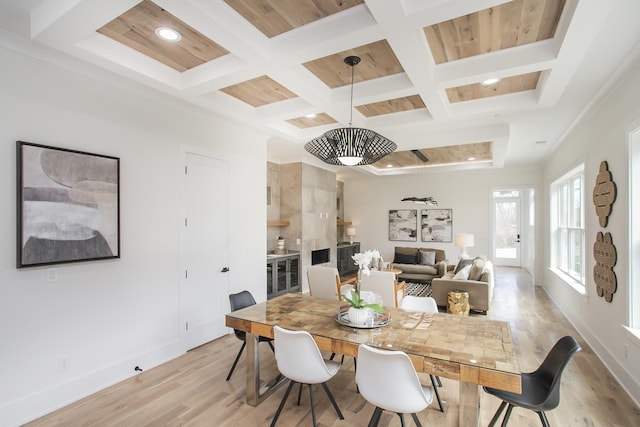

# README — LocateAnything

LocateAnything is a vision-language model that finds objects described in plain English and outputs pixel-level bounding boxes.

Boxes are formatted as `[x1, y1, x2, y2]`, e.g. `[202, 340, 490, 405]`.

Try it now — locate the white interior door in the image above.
[492, 190, 521, 267]
[181, 152, 229, 350]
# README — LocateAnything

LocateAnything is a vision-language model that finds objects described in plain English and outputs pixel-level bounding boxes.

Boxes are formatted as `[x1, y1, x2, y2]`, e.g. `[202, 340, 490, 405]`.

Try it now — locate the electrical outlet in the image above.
[46, 268, 57, 282]
[58, 356, 70, 373]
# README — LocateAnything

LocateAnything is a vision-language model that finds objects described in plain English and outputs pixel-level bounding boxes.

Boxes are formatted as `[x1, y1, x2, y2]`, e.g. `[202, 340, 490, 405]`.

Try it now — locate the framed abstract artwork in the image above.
[17, 141, 120, 268]
[388, 209, 417, 241]
[421, 209, 452, 242]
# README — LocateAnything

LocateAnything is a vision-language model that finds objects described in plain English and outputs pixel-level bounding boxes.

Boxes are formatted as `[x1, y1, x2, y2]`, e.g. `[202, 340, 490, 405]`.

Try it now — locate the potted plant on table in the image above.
[342, 250, 384, 325]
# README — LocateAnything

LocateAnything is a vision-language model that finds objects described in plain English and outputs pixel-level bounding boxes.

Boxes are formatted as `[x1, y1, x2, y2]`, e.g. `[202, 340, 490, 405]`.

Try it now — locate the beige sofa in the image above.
[389, 246, 448, 283]
[431, 257, 494, 314]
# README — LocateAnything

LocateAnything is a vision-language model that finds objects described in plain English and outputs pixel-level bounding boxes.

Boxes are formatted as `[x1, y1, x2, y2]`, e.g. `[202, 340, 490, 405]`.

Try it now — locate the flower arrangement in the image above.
[352, 249, 379, 275]
[341, 249, 383, 314]
[342, 290, 383, 313]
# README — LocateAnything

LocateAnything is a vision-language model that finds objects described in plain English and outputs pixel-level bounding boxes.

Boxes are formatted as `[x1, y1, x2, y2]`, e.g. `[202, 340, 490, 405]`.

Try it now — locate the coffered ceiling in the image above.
[1, 0, 639, 177]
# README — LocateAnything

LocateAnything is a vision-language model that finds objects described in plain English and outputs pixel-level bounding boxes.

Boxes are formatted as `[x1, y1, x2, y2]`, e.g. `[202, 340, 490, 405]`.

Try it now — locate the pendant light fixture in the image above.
[304, 56, 397, 166]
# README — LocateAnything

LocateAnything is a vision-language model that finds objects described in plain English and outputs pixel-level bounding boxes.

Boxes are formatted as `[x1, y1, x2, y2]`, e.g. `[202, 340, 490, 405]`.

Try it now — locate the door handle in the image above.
[221, 267, 229, 273]
[516, 234, 521, 243]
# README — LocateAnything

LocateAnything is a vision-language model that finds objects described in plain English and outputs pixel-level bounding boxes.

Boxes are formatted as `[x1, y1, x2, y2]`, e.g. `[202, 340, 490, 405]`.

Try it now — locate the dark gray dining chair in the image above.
[483, 335, 581, 427]
[226, 291, 274, 381]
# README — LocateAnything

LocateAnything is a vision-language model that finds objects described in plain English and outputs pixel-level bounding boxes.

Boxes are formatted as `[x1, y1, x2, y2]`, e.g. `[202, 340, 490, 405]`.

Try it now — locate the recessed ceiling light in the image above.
[155, 27, 182, 42]
[386, 164, 394, 168]
[305, 113, 317, 118]
[481, 77, 501, 86]
[467, 157, 476, 161]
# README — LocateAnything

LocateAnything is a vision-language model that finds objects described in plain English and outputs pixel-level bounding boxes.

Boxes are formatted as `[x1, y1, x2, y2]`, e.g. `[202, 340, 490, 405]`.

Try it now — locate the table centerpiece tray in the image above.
[335, 306, 391, 329]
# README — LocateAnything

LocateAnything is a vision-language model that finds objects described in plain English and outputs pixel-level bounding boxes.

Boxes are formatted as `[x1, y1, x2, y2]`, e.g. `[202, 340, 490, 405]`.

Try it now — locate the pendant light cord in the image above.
[348, 63, 354, 127]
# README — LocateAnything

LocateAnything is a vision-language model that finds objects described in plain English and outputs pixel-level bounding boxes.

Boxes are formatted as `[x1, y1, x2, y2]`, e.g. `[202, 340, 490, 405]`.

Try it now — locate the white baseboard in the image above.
[539, 286, 640, 408]
[0, 340, 183, 427]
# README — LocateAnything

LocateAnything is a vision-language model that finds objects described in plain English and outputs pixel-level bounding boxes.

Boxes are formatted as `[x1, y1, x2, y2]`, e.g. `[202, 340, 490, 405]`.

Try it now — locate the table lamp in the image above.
[454, 233, 474, 258]
[346, 227, 356, 245]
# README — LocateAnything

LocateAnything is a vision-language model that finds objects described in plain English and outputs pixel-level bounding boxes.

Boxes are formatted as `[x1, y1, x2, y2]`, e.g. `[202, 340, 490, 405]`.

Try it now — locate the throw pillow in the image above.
[479, 271, 491, 283]
[453, 264, 471, 280]
[454, 257, 473, 274]
[419, 250, 436, 266]
[468, 258, 486, 281]
[394, 252, 417, 264]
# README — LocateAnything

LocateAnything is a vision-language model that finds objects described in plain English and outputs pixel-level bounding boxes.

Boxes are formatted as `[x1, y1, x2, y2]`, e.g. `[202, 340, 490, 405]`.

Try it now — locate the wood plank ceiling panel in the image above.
[220, 76, 298, 107]
[447, 71, 542, 103]
[286, 113, 337, 129]
[423, 0, 566, 64]
[224, 0, 364, 38]
[356, 95, 427, 117]
[97, 0, 229, 72]
[370, 142, 493, 170]
[303, 40, 404, 88]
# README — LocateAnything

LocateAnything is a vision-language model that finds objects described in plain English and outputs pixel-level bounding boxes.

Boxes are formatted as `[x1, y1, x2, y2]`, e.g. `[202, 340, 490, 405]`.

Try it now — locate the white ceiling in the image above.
[1, 0, 640, 180]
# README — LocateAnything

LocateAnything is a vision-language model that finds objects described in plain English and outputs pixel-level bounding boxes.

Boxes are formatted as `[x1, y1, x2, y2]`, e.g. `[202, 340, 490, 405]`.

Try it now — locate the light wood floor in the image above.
[26, 268, 640, 426]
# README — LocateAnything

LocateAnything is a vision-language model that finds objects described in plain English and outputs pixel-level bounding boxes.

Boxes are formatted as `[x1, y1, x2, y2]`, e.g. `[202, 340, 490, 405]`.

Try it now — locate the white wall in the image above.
[0, 43, 268, 426]
[541, 62, 640, 404]
[344, 168, 541, 265]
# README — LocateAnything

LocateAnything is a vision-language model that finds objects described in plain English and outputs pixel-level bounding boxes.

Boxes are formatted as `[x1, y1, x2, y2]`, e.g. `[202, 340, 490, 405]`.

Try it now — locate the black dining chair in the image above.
[483, 335, 581, 427]
[226, 291, 274, 381]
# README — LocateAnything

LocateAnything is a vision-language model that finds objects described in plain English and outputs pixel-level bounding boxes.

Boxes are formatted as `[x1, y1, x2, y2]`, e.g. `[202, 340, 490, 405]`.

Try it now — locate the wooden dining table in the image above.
[225, 293, 521, 427]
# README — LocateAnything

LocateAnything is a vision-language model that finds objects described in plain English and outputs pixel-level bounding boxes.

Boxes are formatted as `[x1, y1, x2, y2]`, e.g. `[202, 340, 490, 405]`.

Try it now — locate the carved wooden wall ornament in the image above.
[593, 231, 617, 302]
[592, 160, 617, 227]
[592, 161, 617, 302]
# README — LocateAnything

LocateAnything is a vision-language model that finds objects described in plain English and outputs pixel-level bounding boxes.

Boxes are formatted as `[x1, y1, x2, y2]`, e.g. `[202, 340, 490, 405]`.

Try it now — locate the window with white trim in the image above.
[630, 127, 640, 329]
[550, 164, 585, 291]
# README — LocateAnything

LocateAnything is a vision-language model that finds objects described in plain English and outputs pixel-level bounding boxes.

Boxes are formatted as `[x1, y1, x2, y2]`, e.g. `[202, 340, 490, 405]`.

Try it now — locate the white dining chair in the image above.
[359, 270, 406, 307]
[307, 265, 356, 363]
[356, 344, 433, 426]
[399, 295, 445, 412]
[306, 265, 355, 300]
[270, 326, 344, 427]
[400, 295, 438, 313]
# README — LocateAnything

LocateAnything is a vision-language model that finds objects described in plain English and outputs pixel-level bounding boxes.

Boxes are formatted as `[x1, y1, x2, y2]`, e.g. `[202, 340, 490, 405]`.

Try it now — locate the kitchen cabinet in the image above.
[267, 252, 300, 299]
[337, 243, 360, 277]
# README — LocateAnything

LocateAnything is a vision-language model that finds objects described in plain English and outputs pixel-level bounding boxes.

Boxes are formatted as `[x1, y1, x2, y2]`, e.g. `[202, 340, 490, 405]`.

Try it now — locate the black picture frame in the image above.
[388, 209, 417, 241]
[17, 141, 120, 268]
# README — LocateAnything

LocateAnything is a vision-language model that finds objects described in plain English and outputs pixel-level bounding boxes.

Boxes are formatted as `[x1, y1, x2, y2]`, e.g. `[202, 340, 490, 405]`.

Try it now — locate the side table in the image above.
[383, 267, 403, 277]
[447, 290, 470, 316]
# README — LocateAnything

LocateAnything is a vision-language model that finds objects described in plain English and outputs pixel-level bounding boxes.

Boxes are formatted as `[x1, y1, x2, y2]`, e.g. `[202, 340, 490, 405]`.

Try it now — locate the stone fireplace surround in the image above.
[267, 162, 338, 293]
